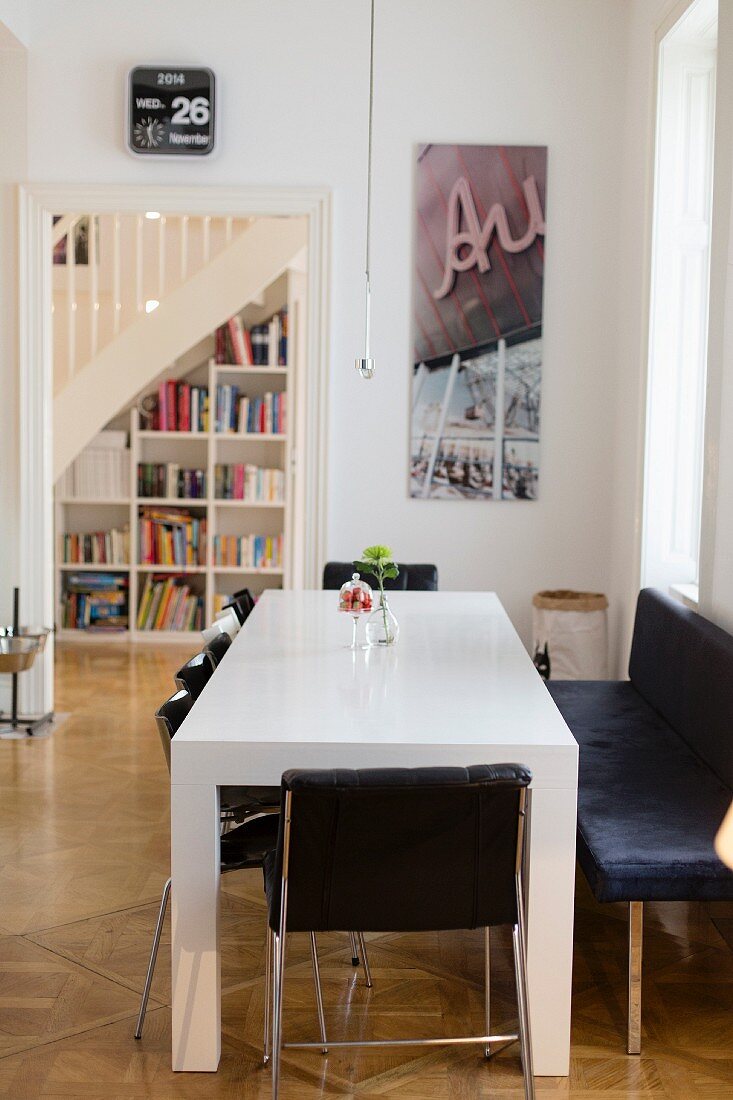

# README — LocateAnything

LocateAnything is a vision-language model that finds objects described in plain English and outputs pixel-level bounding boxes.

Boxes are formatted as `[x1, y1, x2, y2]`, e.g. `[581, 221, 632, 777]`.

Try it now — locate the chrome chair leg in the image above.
[628, 901, 643, 1055]
[263, 925, 274, 1064]
[271, 932, 286, 1100]
[134, 876, 171, 1039]
[513, 879, 535, 1100]
[310, 933, 328, 1054]
[349, 931, 360, 966]
[484, 926, 491, 1058]
[357, 932, 373, 988]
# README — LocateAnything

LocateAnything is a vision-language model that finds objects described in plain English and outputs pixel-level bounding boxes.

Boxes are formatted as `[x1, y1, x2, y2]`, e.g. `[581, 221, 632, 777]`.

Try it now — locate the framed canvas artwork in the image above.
[411, 143, 546, 500]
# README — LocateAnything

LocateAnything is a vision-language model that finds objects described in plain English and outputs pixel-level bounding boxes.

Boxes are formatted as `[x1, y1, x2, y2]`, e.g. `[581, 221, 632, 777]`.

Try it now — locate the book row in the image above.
[215, 387, 286, 435]
[213, 464, 285, 502]
[215, 309, 287, 368]
[138, 463, 206, 500]
[136, 575, 205, 632]
[152, 381, 209, 433]
[60, 573, 129, 632]
[60, 525, 130, 565]
[138, 508, 207, 567]
[212, 533, 283, 570]
[60, 573, 274, 634]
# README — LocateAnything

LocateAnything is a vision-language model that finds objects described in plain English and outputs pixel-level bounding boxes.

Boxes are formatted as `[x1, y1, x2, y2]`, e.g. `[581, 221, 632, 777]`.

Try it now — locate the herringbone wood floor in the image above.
[0, 643, 730, 1098]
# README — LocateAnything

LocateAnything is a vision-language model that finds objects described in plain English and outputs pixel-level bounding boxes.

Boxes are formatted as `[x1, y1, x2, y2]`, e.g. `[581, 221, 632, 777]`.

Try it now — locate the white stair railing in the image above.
[53, 213, 252, 390]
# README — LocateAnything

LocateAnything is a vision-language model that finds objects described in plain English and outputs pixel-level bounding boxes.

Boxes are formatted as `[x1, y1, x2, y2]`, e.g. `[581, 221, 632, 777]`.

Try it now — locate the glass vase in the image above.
[366, 593, 399, 647]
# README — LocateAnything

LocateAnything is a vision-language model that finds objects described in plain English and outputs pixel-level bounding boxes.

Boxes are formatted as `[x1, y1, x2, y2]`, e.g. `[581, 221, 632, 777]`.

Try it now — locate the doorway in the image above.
[19, 185, 332, 715]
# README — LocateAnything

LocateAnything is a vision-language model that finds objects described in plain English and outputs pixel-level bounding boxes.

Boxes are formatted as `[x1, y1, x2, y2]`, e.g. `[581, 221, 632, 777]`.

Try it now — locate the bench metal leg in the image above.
[484, 926, 491, 1058]
[627, 901, 643, 1055]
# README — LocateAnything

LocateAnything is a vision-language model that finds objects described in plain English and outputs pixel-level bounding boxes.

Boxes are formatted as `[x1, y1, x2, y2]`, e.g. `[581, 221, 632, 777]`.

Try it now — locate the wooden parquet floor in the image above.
[0, 642, 730, 1098]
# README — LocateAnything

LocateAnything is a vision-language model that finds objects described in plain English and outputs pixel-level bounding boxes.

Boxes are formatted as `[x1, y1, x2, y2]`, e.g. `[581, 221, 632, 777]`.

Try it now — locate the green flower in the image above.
[362, 545, 393, 562]
[353, 546, 399, 589]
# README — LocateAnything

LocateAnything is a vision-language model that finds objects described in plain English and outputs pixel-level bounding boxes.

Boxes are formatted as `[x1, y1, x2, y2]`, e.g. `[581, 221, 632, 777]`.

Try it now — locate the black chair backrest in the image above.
[204, 630, 232, 667]
[322, 562, 438, 592]
[175, 651, 214, 700]
[154, 687, 193, 772]
[629, 588, 733, 788]
[225, 588, 256, 625]
[268, 764, 530, 934]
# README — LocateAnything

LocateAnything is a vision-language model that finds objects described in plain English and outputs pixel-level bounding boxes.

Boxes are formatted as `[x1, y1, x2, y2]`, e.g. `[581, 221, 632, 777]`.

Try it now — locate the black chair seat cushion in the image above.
[221, 814, 278, 871]
[548, 680, 733, 903]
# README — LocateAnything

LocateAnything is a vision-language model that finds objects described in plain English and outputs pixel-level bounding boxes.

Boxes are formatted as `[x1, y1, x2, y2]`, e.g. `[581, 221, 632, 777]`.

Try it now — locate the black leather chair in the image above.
[154, 684, 280, 826]
[225, 587, 256, 625]
[322, 562, 438, 591]
[204, 630, 232, 666]
[135, 688, 280, 1039]
[174, 650, 214, 700]
[183, 641, 279, 814]
[135, 692, 372, 1039]
[263, 764, 535, 1100]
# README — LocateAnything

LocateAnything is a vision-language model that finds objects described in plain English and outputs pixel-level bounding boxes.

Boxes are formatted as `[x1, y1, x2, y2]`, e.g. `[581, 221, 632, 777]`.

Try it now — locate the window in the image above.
[641, 0, 717, 606]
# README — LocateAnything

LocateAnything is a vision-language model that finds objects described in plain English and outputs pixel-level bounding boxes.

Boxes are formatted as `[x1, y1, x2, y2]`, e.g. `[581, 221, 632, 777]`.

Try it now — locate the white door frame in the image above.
[18, 183, 332, 715]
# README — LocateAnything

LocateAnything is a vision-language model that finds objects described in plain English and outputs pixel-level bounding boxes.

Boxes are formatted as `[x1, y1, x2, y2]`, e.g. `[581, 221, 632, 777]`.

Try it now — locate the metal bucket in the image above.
[0, 626, 51, 653]
[0, 636, 40, 674]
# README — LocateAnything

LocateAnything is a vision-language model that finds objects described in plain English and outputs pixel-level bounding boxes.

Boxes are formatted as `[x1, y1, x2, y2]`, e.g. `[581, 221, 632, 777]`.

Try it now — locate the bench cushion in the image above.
[548, 679, 733, 902]
[629, 589, 733, 789]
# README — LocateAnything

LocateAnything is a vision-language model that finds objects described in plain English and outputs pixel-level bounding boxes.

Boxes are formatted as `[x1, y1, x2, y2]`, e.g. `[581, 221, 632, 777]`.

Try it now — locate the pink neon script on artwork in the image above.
[433, 175, 545, 300]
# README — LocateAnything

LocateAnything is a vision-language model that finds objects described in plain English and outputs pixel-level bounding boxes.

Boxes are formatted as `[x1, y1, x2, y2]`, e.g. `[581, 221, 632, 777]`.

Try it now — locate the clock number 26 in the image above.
[171, 96, 210, 126]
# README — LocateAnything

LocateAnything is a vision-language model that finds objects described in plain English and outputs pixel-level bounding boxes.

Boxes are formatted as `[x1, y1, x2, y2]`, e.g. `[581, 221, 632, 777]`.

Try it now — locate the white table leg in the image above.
[171, 782, 221, 1071]
[525, 785, 577, 1076]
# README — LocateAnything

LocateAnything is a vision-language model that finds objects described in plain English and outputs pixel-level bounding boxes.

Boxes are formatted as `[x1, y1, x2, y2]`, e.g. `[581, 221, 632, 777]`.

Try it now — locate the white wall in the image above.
[0, 2, 29, 46]
[0, 0, 686, 653]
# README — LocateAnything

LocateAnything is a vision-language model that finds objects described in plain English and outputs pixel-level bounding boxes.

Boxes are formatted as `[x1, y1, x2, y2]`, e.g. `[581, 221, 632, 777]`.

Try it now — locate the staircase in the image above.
[52, 212, 308, 479]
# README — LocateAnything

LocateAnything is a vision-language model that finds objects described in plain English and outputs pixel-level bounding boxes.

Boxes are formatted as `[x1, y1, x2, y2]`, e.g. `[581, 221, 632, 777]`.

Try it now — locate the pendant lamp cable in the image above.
[365, 0, 375, 314]
[356, 0, 376, 377]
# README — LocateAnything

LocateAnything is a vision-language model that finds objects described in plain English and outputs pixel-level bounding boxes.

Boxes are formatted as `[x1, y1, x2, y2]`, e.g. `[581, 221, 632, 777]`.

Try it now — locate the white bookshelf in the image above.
[55, 267, 305, 643]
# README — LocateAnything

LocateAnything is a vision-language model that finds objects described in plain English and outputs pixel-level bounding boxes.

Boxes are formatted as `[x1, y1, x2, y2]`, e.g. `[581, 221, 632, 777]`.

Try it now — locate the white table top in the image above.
[171, 590, 577, 788]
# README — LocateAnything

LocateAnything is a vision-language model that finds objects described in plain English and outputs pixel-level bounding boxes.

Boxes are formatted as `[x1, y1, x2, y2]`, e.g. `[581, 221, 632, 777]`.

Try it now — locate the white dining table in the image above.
[170, 589, 578, 1075]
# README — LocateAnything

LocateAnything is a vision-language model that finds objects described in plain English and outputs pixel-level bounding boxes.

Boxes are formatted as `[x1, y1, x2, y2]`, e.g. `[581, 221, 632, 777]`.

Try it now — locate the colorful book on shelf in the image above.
[215, 386, 286, 434]
[137, 463, 206, 500]
[136, 574, 204, 632]
[212, 533, 283, 569]
[60, 525, 130, 565]
[138, 507, 207, 567]
[226, 315, 254, 366]
[215, 310, 286, 367]
[61, 572, 129, 631]
[152, 381, 208, 432]
[213, 463, 284, 502]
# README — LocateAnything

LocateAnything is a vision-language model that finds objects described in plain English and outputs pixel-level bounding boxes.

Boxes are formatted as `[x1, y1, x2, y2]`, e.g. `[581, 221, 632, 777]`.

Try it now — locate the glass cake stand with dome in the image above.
[338, 572, 373, 649]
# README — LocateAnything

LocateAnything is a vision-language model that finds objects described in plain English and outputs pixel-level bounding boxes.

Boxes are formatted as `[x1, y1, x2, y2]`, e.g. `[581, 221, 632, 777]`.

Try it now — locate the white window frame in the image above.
[641, 0, 717, 609]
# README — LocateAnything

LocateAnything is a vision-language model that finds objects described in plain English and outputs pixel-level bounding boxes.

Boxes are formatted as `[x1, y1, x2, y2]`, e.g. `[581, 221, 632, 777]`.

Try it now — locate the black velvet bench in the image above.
[547, 588, 733, 1054]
